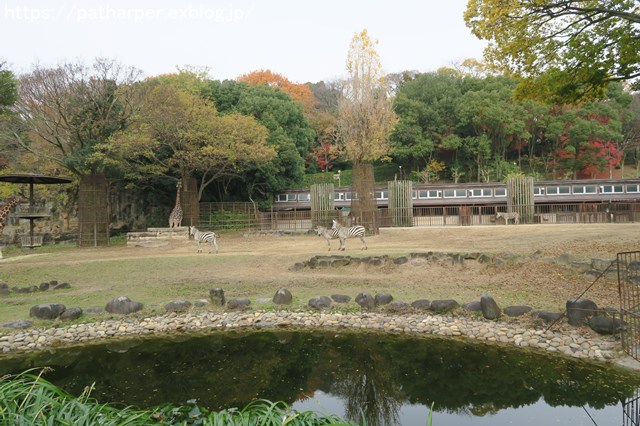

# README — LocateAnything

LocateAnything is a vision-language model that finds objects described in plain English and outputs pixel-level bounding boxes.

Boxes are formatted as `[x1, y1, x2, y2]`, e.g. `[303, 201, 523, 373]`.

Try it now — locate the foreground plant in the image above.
[0, 369, 358, 425]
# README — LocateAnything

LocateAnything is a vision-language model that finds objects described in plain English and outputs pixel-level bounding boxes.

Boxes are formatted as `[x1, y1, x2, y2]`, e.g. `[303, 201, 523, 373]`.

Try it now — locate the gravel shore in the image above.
[0, 310, 627, 364]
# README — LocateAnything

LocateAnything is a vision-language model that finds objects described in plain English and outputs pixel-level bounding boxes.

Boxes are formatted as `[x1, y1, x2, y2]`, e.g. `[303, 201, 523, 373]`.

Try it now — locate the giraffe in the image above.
[0, 196, 22, 236]
[169, 180, 183, 228]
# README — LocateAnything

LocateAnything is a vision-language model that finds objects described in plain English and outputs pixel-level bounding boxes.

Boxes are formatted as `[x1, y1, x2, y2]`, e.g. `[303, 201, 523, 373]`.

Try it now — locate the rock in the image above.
[503, 306, 532, 317]
[588, 316, 626, 335]
[0, 288, 9, 295]
[209, 288, 225, 306]
[375, 293, 393, 306]
[308, 296, 332, 310]
[532, 311, 563, 323]
[0, 282, 7, 289]
[272, 288, 293, 305]
[331, 294, 351, 303]
[591, 258, 613, 272]
[478, 254, 492, 264]
[411, 299, 431, 311]
[29, 304, 66, 320]
[385, 301, 411, 313]
[368, 258, 383, 266]
[393, 256, 409, 265]
[165, 300, 192, 313]
[570, 261, 592, 273]
[2, 320, 33, 329]
[481, 295, 502, 320]
[84, 307, 103, 314]
[355, 293, 375, 310]
[289, 262, 306, 271]
[38, 282, 50, 291]
[60, 307, 83, 321]
[226, 298, 251, 311]
[566, 299, 598, 326]
[331, 258, 351, 267]
[105, 296, 143, 315]
[194, 299, 208, 308]
[430, 299, 459, 313]
[53, 282, 70, 290]
[555, 253, 574, 265]
[463, 301, 482, 312]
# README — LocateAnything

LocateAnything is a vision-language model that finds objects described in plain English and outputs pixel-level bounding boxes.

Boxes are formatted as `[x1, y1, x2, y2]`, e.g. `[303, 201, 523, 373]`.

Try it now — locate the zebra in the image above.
[331, 219, 367, 251]
[495, 211, 520, 225]
[315, 225, 339, 251]
[189, 226, 219, 253]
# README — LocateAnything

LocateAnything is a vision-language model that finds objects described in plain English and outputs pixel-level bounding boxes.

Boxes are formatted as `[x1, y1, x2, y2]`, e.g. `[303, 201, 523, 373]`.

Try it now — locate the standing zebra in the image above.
[189, 226, 219, 254]
[331, 219, 367, 251]
[315, 225, 339, 251]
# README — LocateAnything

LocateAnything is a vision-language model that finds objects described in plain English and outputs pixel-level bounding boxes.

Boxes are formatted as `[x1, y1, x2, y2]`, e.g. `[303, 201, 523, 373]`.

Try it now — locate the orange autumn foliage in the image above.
[237, 69, 315, 112]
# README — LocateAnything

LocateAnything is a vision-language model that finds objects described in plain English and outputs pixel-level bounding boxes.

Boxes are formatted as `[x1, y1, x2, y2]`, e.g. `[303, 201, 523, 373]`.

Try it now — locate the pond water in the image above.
[0, 330, 639, 426]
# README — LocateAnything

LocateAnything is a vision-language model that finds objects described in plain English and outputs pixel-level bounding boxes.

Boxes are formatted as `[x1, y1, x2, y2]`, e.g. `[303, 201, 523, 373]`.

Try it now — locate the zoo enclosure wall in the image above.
[198, 201, 640, 232]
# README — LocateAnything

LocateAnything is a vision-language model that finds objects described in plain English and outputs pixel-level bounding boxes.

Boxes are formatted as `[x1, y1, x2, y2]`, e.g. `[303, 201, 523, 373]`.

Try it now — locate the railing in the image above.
[198, 201, 640, 231]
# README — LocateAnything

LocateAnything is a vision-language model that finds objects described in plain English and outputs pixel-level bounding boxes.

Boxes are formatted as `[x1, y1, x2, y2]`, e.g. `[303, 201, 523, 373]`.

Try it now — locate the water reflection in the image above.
[0, 331, 638, 426]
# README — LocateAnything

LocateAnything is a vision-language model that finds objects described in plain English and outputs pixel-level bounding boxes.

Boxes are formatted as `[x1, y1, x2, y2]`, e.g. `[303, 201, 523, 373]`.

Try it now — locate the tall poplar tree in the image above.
[338, 29, 397, 231]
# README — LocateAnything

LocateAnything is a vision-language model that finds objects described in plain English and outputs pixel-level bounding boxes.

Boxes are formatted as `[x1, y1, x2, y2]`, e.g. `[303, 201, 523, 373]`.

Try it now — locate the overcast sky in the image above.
[1, 0, 487, 83]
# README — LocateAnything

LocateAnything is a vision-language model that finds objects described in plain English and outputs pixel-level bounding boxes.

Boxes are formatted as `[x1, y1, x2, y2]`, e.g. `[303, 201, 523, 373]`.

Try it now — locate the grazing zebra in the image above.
[331, 219, 367, 251]
[189, 226, 219, 253]
[315, 226, 339, 251]
[496, 211, 519, 225]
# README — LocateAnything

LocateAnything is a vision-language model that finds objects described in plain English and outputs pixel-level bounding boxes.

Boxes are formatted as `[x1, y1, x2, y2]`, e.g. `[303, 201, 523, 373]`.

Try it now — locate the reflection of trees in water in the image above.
[330, 352, 403, 426]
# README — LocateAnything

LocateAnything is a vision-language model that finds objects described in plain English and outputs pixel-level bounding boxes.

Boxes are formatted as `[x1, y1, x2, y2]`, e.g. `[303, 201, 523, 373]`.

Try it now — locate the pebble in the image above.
[0, 311, 620, 362]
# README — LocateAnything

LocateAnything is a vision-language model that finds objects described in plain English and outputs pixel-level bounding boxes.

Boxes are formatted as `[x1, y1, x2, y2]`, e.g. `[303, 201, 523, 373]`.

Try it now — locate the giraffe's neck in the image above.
[0, 198, 20, 234]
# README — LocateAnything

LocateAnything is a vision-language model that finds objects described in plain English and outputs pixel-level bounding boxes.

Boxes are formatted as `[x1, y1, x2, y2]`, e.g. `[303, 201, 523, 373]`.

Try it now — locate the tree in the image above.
[237, 69, 315, 113]
[101, 82, 275, 200]
[206, 80, 315, 201]
[465, 0, 640, 102]
[338, 29, 397, 230]
[12, 58, 142, 176]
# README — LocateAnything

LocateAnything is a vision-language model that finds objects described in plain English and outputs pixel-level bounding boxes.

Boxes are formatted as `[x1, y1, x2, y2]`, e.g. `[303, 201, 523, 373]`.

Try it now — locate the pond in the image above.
[0, 330, 639, 426]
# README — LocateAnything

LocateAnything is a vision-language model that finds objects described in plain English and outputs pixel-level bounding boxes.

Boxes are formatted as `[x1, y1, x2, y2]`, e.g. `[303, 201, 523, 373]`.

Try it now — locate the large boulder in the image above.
[105, 296, 143, 315]
[308, 296, 332, 310]
[532, 311, 563, 323]
[355, 293, 375, 310]
[566, 299, 598, 326]
[209, 288, 225, 306]
[375, 293, 393, 306]
[463, 301, 482, 312]
[411, 299, 431, 311]
[480, 295, 501, 320]
[588, 316, 626, 335]
[430, 299, 459, 313]
[273, 288, 293, 305]
[503, 305, 532, 317]
[226, 298, 251, 311]
[29, 304, 66, 320]
[60, 307, 83, 321]
[165, 300, 192, 313]
[331, 294, 351, 303]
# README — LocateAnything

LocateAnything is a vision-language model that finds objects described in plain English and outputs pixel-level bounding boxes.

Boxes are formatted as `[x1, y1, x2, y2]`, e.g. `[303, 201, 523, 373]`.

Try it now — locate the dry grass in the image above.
[0, 223, 638, 326]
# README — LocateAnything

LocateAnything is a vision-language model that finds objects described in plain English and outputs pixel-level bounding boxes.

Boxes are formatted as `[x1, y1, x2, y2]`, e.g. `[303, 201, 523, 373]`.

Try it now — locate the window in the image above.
[627, 184, 640, 193]
[276, 194, 288, 202]
[297, 193, 310, 201]
[601, 185, 624, 194]
[533, 187, 544, 196]
[375, 191, 388, 200]
[287, 194, 297, 201]
[344, 192, 353, 200]
[494, 188, 506, 197]
[469, 188, 492, 197]
[418, 189, 440, 199]
[546, 186, 571, 195]
[334, 192, 343, 201]
[572, 185, 596, 194]
[443, 189, 467, 198]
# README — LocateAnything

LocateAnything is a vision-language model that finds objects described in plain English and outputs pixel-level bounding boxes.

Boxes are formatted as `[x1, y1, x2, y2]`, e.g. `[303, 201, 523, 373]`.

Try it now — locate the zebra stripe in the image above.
[189, 226, 219, 253]
[331, 220, 367, 251]
[315, 225, 339, 251]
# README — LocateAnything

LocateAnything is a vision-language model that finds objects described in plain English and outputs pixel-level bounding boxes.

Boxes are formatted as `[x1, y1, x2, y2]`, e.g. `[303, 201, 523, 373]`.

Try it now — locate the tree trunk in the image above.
[351, 161, 378, 233]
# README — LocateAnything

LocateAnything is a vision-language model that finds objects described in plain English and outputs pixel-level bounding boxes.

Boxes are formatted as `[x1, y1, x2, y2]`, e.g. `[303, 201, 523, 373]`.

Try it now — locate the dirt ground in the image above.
[1, 223, 639, 320]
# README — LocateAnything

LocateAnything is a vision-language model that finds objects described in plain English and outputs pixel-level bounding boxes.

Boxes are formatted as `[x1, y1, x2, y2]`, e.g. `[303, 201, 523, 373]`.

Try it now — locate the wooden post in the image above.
[388, 180, 413, 227]
[310, 183, 335, 227]
[506, 176, 534, 223]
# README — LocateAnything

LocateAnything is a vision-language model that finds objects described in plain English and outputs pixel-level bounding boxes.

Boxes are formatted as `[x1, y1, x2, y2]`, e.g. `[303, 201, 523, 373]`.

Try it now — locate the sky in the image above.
[1, 0, 487, 83]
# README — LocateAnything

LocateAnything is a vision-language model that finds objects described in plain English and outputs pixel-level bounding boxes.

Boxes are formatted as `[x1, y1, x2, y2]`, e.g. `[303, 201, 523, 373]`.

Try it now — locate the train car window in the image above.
[333, 192, 343, 201]
[626, 184, 640, 193]
[443, 189, 467, 198]
[344, 192, 353, 200]
[412, 190, 418, 199]
[276, 194, 288, 202]
[287, 194, 297, 201]
[494, 188, 506, 196]
[601, 185, 624, 194]
[469, 189, 492, 197]
[533, 187, 544, 196]
[298, 193, 310, 201]
[573, 185, 597, 194]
